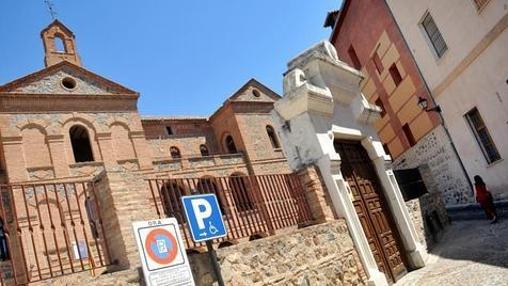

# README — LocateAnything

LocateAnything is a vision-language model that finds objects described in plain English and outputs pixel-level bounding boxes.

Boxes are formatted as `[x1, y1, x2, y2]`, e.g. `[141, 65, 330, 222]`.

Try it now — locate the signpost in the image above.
[133, 218, 195, 286]
[181, 194, 227, 286]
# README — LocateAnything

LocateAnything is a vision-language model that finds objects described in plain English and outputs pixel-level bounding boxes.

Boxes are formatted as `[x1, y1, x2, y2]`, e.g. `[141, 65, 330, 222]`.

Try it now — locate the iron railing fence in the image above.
[0, 180, 111, 285]
[146, 173, 313, 250]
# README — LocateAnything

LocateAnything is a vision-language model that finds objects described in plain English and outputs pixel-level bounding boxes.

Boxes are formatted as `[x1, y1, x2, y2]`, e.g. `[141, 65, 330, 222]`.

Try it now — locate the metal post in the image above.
[206, 240, 225, 286]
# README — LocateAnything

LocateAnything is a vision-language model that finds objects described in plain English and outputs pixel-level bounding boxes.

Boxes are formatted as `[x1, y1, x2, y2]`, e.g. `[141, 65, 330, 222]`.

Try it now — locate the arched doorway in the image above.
[160, 183, 186, 222]
[228, 173, 255, 212]
[196, 177, 226, 213]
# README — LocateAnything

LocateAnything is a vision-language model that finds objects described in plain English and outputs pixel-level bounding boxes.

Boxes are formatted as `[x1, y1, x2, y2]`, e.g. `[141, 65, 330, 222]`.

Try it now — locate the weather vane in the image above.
[44, 0, 58, 20]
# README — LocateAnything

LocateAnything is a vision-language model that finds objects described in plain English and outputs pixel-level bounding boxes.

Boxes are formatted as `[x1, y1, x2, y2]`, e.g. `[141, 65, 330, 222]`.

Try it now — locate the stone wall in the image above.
[189, 219, 366, 286]
[393, 125, 473, 206]
[405, 192, 449, 251]
[33, 221, 366, 286]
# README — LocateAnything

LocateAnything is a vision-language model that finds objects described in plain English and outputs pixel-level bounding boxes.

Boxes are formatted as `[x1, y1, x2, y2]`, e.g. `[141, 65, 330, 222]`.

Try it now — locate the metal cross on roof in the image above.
[44, 0, 58, 20]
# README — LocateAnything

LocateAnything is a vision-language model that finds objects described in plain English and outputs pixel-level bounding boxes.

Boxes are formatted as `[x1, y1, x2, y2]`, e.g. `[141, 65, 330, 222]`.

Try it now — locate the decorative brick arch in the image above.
[61, 117, 101, 163]
[60, 114, 100, 135]
[106, 117, 131, 132]
[110, 122, 136, 161]
[18, 122, 49, 136]
[20, 122, 52, 169]
[15, 119, 50, 136]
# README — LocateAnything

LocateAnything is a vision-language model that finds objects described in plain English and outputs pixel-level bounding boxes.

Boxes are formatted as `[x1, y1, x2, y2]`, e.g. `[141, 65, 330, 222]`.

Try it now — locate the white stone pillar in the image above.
[273, 41, 428, 285]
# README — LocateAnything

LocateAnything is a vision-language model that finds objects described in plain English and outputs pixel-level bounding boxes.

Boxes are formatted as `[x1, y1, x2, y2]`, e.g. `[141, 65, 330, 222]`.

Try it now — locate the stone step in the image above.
[446, 200, 508, 221]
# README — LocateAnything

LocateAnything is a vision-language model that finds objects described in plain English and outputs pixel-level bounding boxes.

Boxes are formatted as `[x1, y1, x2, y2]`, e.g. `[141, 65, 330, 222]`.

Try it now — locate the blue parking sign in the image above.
[181, 194, 227, 242]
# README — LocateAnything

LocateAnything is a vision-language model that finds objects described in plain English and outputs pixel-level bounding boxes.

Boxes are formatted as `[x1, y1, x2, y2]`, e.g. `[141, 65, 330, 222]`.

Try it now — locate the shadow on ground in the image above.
[396, 218, 508, 286]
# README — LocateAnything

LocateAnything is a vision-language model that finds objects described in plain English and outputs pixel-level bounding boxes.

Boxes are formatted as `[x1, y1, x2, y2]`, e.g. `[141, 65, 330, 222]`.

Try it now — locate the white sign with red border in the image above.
[132, 217, 195, 286]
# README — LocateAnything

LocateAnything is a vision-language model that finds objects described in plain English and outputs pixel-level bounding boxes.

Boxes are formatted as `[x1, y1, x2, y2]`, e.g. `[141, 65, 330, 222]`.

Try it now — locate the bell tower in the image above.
[41, 20, 81, 67]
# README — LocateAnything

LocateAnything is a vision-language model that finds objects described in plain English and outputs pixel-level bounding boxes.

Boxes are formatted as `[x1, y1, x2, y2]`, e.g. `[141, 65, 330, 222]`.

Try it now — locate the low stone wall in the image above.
[33, 220, 366, 286]
[189, 219, 366, 286]
[31, 268, 142, 286]
[406, 192, 449, 250]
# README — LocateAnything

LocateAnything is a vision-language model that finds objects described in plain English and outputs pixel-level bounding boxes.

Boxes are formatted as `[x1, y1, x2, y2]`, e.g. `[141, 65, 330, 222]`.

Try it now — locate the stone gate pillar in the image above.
[272, 41, 426, 286]
[93, 169, 159, 270]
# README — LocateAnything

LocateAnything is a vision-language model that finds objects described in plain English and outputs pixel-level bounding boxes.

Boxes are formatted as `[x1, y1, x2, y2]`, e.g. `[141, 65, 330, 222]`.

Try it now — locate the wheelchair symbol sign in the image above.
[181, 194, 227, 242]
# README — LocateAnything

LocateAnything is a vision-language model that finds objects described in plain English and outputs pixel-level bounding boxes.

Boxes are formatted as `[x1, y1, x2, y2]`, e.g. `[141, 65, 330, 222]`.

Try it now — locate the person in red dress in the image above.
[474, 175, 498, 223]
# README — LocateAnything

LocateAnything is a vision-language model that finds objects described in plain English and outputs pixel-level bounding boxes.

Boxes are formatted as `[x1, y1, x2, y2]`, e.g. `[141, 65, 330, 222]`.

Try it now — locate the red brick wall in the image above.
[330, 0, 440, 158]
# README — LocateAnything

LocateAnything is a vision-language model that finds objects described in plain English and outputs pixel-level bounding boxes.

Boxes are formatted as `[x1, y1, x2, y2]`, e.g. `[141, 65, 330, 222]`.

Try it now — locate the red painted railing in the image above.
[0, 180, 111, 285]
[146, 173, 313, 249]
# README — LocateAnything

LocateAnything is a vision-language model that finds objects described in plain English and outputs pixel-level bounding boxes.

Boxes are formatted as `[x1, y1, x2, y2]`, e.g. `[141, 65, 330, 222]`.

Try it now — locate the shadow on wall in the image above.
[395, 168, 450, 251]
[405, 192, 450, 251]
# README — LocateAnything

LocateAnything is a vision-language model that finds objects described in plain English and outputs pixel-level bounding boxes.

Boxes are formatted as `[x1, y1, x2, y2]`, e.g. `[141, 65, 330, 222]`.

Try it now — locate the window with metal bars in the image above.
[402, 123, 416, 147]
[0, 218, 9, 261]
[465, 107, 501, 164]
[421, 12, 448, 58]
[348, 45, 362, 70]
[473, 0, 490, 10]
[389, 63, 403, 86]
[373, 51, 384, 74]
[375, 98, 386, 117]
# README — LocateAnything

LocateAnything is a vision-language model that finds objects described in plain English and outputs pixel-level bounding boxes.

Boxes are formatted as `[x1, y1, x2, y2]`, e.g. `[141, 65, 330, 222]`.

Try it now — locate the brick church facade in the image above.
[0, 20, 289, 184]
[0, 20, 323, 285]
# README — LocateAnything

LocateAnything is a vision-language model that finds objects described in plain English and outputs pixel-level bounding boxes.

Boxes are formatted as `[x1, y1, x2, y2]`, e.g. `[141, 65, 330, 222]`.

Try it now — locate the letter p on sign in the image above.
[181, 194, 227, 242]
[191, 199, 212, 229]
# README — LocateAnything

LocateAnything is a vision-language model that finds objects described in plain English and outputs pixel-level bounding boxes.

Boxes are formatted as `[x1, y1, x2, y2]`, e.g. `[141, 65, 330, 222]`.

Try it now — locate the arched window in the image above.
[197, 178, 225, 213]
[160, 182, 186, 222]
[266, 125, 280, 149]
[70, 125, 94, 163]
[200, 144, 209, 157]
[229, 173, 255, 212]
[170, 146, 181, 158]
[225, 135, 237, 154]
[54, 35, 66, 52]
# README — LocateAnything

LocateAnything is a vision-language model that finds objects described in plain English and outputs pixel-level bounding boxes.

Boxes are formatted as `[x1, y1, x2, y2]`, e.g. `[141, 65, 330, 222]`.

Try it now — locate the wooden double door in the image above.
[335, 140, 408, 282]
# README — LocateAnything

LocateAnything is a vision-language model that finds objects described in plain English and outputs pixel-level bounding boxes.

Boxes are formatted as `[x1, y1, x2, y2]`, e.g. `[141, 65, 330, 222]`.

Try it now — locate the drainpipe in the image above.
[382, 0, 474, 194]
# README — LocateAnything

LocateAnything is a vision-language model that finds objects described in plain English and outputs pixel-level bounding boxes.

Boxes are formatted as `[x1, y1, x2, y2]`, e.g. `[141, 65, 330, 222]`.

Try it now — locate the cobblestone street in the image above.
[395, 219, 508, 286]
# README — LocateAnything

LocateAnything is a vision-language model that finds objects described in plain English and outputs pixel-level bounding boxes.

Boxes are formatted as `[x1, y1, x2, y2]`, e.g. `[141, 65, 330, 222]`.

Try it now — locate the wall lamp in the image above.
[417, 96, 441, 113]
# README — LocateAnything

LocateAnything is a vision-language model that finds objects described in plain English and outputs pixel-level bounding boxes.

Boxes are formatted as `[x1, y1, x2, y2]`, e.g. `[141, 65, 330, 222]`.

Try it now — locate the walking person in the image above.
[474, 175, 498, 223]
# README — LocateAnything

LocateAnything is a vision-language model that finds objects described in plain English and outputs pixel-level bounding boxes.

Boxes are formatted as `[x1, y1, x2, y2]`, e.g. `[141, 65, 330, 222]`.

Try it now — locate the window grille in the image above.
[421, 12, 448, 58]
[465, 107, 501, 164]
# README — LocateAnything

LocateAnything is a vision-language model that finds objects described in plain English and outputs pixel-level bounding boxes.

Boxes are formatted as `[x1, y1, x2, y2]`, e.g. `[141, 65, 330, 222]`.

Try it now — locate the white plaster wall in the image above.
[387, 0, 508, 201]
[386, 0, 508, 89]
[437, 30, 508, 201]
[271, 111, 323, 170]
[272, 101, 381, 173]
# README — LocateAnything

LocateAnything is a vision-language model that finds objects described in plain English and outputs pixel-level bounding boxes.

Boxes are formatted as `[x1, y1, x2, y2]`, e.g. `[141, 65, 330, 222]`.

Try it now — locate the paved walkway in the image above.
[395, 219, 508, 286]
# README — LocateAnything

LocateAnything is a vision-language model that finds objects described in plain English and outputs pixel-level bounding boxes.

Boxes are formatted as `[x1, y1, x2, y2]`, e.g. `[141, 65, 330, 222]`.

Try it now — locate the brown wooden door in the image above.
[335, 140, 408, 282]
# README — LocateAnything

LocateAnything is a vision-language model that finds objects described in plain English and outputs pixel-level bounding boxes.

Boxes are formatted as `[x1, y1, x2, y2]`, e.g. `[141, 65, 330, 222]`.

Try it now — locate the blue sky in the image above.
[0, 1, 340, 116]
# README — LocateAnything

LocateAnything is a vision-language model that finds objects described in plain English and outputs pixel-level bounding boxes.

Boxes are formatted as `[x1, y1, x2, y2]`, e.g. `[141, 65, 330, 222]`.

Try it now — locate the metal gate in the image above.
[146, 173, 314, 250]
[0, 180, 111, 285]
[335, 140, 408, 282]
